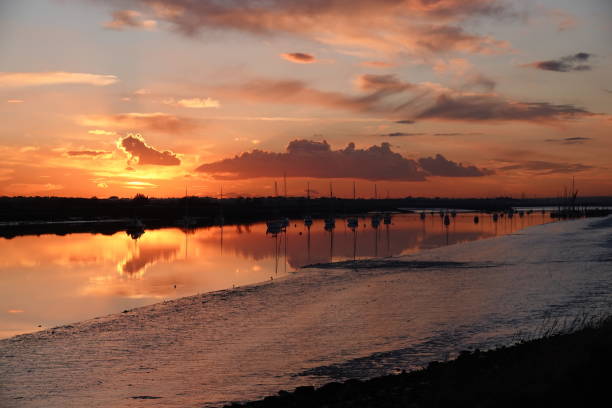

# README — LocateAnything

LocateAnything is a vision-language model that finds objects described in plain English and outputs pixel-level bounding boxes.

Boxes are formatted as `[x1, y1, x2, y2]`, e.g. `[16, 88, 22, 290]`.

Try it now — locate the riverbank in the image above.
[222, 314, 612, 407]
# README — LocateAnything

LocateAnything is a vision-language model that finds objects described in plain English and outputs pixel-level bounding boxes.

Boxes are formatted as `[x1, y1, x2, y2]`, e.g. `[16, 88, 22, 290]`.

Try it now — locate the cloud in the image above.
[498, 160, 593, 175]
[547, 9, 577, 31]
[88, 129, 117, 136]
[103, 9, 157, 30]
[81, 112, 196, 133]
[0, 72, 119, 87]
[359, 61, 396, 68]
[163, 97, 220, 108]
[360, 61, 396, 68]
[99, 0, 515, 57]
[461, 73, 496, 91]
[395, 119, 416, 124]
[281, 52, 316, 64]
[67, 150, 111, 157]
[419, 154, 493, 177]
[545, 137, 592, 145]
[381, 132, 425, 137]
[6, 99, 24, 103]
[117, 134, 181, 166]
[525, 53, 593, 73]
[433, 132, 483, 136]
[197, 140, 425, 181]
[124, 181, 160, 189]
[356, 74, 414, 92]
[219, 75, 593, 124]
[216, 78, 371, 111]
[384, 131, 484, 137]
[433, 58, 496, 91]
[196, 139, 491, 181]
[415, 94, 592, 122]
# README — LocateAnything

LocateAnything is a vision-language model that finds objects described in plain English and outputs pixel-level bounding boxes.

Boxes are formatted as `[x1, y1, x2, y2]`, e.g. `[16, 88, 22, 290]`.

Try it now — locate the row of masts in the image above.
[267, 180, 391, 234]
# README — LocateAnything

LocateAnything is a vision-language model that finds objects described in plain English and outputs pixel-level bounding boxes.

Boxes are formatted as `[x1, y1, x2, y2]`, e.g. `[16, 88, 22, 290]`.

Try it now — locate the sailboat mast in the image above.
[283, 171, 287, 197]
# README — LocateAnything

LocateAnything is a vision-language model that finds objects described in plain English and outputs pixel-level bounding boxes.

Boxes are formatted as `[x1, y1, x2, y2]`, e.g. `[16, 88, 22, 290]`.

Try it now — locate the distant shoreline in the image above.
[2, 195, 611, 238]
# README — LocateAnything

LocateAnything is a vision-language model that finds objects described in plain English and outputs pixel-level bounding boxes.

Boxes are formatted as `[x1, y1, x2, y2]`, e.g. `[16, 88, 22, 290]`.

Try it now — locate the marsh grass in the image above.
[510, 309, 612, 344]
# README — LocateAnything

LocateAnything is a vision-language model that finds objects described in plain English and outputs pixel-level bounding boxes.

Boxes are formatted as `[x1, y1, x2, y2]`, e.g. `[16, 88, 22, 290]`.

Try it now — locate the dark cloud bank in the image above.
[196, 139, 492, 181]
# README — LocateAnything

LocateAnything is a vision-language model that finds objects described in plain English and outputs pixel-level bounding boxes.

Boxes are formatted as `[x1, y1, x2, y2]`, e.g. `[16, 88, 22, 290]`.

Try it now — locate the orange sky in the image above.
[1, 0, 611, 198]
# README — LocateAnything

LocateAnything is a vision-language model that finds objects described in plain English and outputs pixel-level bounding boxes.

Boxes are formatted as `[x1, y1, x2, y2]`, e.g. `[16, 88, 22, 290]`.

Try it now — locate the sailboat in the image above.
[304, 181, 313, 227]
[324, 182, 335, 231]
[347, 181, 358, 230]
[266, 180, 287, 234]
[383, 212, 392, 225]
[371, 215, 381, 228]
[178, 185, 197, 228]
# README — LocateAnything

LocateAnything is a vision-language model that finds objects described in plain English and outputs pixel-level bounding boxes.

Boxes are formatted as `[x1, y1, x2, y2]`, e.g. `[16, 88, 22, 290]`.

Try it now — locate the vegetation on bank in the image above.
[222, 315, 612, 408]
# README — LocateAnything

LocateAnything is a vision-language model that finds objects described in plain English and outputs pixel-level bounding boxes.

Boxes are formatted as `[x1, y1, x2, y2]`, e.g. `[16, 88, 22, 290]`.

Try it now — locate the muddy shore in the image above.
[222, 316, 612, 407]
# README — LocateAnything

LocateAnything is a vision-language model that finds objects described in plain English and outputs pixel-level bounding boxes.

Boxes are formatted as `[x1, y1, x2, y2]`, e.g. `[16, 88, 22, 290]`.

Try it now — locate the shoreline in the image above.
[220, 315, 612, 407]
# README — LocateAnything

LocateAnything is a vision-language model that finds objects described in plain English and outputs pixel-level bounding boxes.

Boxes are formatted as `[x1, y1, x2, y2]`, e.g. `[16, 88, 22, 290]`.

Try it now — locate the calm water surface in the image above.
[0, 212, 552, 338]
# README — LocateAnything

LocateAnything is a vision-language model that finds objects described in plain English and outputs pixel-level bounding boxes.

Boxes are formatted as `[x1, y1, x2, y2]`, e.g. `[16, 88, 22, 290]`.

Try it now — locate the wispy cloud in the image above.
[547, 9, 577, 31]
[498, 160, 593, 175]
[0, 72, 118, 87]
[380, 132, 426, 137]
[360, 61, 396, 68]
[80, 112, 197, 133]
[281, 52, 316, 64]
[99, 0, 515, 57]
[163, 97, 220, 108]
[103, 10, 157, 30]
[544, 137, 592, 145]
[67, 150, 111, 157]
[88, 129, 117, 136]
[524, 53, 593, 73]
[415, 94, 591, 122]
[215, 74, 593, 124]
[124, 181, 159, 189]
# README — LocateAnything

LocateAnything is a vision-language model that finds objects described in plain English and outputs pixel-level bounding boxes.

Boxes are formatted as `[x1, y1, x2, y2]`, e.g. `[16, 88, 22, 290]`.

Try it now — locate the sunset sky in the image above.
[1, 0, 610, 198]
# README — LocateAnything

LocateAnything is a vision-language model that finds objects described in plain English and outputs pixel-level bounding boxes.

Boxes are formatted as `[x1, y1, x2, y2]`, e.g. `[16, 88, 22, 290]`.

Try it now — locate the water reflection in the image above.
[0, 212, 553, 338]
